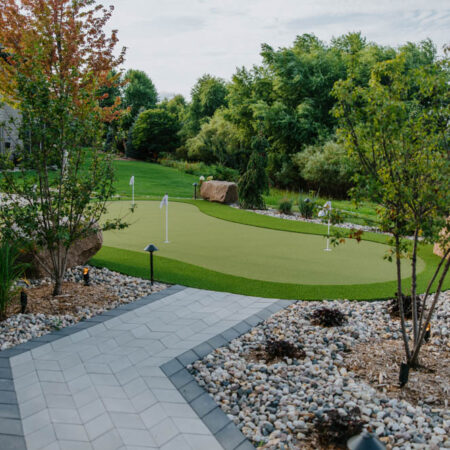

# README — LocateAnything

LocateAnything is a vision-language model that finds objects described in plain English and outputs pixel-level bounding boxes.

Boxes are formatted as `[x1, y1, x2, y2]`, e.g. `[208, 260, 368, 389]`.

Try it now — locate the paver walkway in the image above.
[0, 286, 291, 450]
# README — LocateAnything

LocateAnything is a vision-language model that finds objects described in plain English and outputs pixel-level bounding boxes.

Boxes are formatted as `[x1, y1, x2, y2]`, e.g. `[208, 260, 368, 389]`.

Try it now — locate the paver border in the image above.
[0, 284, 186, 450]
[161, 299, 297, 450]
[0, 285, 295, 450]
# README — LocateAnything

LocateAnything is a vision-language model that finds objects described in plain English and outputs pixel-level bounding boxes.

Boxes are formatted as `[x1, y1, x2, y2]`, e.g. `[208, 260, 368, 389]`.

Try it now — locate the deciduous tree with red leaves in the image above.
[0, 0, 126, 295]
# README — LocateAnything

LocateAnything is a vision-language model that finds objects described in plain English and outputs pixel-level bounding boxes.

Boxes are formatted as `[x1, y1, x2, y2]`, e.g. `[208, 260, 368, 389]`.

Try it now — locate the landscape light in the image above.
[193, 182, 198, 200]
[20, 290, 28, 314]
[144, 244, 158, 285]
[399, 362, 409, 387]
[424, 323, 431, 343]
[347, 431, 386, 450]
[83, 267, 90, 286]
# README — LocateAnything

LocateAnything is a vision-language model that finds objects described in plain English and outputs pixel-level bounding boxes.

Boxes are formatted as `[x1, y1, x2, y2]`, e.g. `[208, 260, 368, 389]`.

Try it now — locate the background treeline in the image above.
[104, 32, 439, 198]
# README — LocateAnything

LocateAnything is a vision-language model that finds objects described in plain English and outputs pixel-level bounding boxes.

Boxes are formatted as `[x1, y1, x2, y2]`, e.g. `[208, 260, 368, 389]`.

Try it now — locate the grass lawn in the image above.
[112, 159, 198, 199]
[103, 201, 413, 285]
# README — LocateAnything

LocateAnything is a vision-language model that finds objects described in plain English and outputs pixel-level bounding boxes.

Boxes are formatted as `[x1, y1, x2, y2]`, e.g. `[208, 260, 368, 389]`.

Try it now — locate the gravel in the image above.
[190, 293, 450, 449]
[0, 266, 168, 351]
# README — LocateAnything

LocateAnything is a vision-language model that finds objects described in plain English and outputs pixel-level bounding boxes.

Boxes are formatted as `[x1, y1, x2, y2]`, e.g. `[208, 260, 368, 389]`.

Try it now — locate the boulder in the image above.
[21, 229, 103, 278]
[200, 180, 238, 204]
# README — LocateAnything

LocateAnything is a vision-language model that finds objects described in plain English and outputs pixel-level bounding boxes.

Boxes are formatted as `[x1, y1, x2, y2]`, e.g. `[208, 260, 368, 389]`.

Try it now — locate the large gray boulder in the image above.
[21, 229, 103, 278]
[200, 180, 238, 204]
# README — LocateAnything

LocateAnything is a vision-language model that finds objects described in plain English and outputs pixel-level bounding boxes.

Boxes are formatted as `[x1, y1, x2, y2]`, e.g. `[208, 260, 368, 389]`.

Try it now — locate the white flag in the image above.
[129, 176, 135, 186]
[160, 194, 168, 209]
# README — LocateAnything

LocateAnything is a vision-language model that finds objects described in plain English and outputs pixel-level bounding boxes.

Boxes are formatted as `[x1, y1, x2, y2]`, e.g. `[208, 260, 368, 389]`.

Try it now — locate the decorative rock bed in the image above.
[190, 294, 450, 449]
[0, 266, 168, 351]
[232, 205, 381, 234]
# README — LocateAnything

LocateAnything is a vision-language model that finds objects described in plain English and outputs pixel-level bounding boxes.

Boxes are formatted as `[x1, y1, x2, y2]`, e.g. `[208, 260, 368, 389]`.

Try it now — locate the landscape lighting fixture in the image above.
[20, 290, 28, 314]
[399, 362, 409, 388]
[193, 182, 198, 200]
[347, 431, 386, 450]
[83, 267, 90, 286]
[424, 323, 431, 343]
[144, 244, 158, 285]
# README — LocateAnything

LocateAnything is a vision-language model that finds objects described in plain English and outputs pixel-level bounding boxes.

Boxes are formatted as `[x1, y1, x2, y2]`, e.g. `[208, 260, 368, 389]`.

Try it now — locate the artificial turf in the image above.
[102, 201, 422, 286]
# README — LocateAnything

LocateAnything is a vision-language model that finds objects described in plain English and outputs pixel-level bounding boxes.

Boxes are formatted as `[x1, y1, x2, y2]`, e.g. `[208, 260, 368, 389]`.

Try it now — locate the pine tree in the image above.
[238, 134, 269, 209]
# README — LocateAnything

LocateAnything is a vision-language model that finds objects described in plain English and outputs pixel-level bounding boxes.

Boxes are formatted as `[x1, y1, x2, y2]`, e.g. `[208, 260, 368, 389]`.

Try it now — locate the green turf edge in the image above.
[90, 243, 448, 301]
[160, 199, 389, 245]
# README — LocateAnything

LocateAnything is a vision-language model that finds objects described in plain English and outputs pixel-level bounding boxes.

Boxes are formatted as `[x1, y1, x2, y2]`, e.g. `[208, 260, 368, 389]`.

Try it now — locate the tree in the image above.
[333, 44, 449, 375]
[182, 74, 228, 138]
[123, 69, 157, 127]
[131, 108, 180, 160]
[186, 110, 243, 168]
[0, 0, 126, 295]
[238, 133, 269, 209]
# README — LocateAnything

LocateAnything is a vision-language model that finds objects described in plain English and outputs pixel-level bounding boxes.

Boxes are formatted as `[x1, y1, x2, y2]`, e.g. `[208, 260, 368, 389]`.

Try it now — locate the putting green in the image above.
[103, 201, 425, 285]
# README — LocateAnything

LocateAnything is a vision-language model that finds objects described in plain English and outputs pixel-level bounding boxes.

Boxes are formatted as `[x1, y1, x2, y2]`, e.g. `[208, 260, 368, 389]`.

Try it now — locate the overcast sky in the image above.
[106, 0, 449, 99]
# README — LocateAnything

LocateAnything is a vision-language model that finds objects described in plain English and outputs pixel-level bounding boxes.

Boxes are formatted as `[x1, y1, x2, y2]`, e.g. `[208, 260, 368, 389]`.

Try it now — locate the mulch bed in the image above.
[6, 282, 119, 318]
[345, 339, 450, 407]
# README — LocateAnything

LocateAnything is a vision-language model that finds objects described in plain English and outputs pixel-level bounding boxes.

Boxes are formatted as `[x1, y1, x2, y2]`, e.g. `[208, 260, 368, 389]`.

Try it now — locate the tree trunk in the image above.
[411, 228, 419, 344]
[395, 235, 411, 362]
[409, 256, 450, 366]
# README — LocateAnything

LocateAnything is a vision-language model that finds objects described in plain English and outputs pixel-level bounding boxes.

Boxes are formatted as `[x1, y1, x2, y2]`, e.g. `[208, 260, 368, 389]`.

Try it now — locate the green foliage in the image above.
[131, 109, 180, 160]
[293, 141, 355, 198]
[298, 196, 317, 219]
[333, 41, 450, 368]
[123, 70, 158, 128]
[158, 158, 239, 182]
[182, 74, 228, 138]
[186, 110, 243, 168]
[0, 241, 27, 319]
[238, 134, 269, 209]
[278, 198, 293, 215]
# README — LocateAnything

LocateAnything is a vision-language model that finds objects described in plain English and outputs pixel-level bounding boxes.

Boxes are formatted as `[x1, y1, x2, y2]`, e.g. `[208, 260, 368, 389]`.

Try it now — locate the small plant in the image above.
[265, 339, 305, 362]
[311, 307, 347, 327]
[298, 196, 316, 218]
[0, 241, 27, 319]
[315, 408, 364, 447]
[388, 293, 422, 320]
[278, 198, 293, 215]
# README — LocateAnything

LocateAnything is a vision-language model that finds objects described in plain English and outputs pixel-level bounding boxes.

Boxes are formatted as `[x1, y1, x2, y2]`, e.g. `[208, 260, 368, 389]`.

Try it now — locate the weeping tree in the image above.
[0, 0, 126, 295]
[333, 45, 449, 375]
[238, 133, 269, 209]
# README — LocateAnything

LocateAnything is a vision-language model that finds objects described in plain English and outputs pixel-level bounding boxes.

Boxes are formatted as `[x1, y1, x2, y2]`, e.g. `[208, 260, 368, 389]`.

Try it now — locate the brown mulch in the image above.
[7, 282, 119, 317]
[345, 338, 450, 407]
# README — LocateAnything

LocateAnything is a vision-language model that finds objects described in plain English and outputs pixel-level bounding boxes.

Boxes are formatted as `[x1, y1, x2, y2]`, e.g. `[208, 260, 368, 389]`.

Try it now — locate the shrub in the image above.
[315, 408, 364, 447]
[0, 241, 27, 319]
[293, 141, 356, 198]
[278, 198, 293, 214]
[158, 158, 239, 182]
[238, 135, 269, 210]
[388, 293, 422, 320]
[265, 340, 305, 362]
[311, 307, 347, 327]
[298, 196, 316, 218]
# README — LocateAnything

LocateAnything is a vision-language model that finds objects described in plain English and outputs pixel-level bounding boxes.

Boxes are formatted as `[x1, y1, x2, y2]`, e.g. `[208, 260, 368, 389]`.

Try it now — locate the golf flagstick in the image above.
[160, 193, 169, 243]
[129, 175, 135, 207]
[318, 201, 332, 251]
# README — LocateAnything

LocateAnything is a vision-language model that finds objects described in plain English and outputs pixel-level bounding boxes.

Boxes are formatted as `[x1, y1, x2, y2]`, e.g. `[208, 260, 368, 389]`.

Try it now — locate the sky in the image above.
[106, 0, 450, 99]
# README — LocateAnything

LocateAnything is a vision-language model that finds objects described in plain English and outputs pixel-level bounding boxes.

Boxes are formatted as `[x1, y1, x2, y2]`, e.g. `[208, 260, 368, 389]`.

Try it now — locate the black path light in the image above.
[144, 244, 158, 285]
[399, 362, 409, 387]
[83, 267, 90, 286]
[193, 182, 198, 200]
[348, 431, 386, 450]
